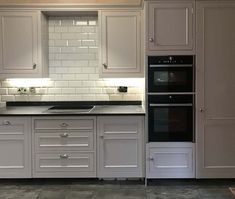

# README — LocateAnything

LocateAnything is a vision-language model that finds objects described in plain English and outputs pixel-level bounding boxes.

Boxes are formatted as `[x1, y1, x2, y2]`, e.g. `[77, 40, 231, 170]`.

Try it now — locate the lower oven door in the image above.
[148, 103, 193, 142]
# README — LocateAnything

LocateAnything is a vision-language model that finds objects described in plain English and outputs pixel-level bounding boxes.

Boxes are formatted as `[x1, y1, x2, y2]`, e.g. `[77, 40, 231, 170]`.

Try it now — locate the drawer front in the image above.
[35, 131, 94, 152]
[35, 152, 95, 173]
[34, 118, 94, 130]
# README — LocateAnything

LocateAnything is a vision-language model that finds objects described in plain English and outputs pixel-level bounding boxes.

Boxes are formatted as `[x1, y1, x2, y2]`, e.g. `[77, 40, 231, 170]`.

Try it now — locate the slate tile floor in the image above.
[0, 179, 234, 199]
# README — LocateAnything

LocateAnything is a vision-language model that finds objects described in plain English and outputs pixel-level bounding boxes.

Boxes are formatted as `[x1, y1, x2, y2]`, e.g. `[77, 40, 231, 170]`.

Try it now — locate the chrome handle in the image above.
[60, 123, 68, 128]
[149, 38, 154, 42]
[150, 103, 193, 107]
[103, 63, 108, 69]
[149, 64, 193, 68]
[60, 154, 69, 159]
[60, 133, 69, 138]
[2, 120, 11, 125]
[33, 63, 37, 69]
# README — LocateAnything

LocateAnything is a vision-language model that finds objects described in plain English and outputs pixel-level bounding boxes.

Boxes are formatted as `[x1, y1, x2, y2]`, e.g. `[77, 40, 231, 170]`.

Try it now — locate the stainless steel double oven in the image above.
[147, 55, 195, 142]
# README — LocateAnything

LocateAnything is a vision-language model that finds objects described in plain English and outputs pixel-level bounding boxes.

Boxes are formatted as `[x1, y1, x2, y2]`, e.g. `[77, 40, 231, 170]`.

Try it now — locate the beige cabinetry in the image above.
[196, 1, 235, 178]
[146, 1, 195, 54]
[32, 117, 96, 178]
[0, 117, 31, 178]
[99, 11, 143, 77]
[0, 11, 48, 78]
[97, 116, 144, 178]
[146, 143, 195, 179]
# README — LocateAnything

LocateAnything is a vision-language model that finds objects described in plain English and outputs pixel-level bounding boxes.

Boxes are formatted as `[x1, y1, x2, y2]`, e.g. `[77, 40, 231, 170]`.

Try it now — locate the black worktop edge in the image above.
[6, 101, 142, 107]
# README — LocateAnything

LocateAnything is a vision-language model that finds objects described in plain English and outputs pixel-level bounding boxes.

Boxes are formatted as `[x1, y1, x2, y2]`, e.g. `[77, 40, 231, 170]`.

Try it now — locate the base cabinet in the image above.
[146, 143, 195, 179]
[32, 117, 96, 178]
[97, 116, 144, 178]
[0, 117, 31, 178]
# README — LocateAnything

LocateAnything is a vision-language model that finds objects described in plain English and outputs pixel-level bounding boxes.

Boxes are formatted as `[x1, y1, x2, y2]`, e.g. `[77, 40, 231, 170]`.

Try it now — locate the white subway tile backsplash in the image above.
[49, 33, 61, 40]
[2, 95, 15, 101]
[54, 40, 68, 47]
[75, 74, 89, 80]
[0, 16, 143, 104]
[0, 88, 7, 95]
[69, 81, 82, 87]
[68, 26, 82, 32]
[55, 81, 69, 88]
[68, 40, 82, 46]
[61, 88, 76, 94]
[48, 88, 61, 94]
[76, 88, 90, 94]
[54, 27, 68, 33]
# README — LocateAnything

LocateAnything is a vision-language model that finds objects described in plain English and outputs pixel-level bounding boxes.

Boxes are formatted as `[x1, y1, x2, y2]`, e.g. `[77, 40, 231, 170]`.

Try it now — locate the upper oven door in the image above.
[148, 65, 193, 93]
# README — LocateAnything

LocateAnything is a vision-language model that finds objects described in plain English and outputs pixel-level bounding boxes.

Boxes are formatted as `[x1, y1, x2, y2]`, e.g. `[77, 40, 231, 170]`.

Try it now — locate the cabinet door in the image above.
[0, 117, 31, 178]
[148, 1, 194, 52]
[0, 11, 38, 74]
[146, 143, 195, 179]
[97, 116, 144, 178]
[100, 11, 142, 77]
[196, 2, 235, 178]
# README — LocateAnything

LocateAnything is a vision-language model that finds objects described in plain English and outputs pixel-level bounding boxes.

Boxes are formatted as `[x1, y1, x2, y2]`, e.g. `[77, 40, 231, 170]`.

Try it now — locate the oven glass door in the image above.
[148, 104, 193, 142]
[148, 66, 193, 93]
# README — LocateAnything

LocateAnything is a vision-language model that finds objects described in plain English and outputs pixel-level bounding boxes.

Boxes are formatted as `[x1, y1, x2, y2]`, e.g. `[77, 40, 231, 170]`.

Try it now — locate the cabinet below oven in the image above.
[146, 142, 195, 179]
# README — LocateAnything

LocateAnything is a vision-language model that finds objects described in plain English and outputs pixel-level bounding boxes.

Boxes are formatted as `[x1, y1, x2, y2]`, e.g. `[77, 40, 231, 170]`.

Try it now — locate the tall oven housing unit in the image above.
[146, 56, 195, 179]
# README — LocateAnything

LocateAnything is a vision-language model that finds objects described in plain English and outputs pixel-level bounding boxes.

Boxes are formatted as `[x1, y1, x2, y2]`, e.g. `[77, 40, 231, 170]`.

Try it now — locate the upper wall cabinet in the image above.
[99, 11, 143, 78]
[0, 11, 48, 79]
[146, 1, 195, 54]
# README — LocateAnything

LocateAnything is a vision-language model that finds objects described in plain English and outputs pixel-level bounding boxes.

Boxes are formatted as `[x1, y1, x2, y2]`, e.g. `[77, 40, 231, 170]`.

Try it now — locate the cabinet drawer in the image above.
[34, 118, 94, 130]
[34, 131, 94, 152]
[0, 118, 26, 136]
[35, 152, 95, 173]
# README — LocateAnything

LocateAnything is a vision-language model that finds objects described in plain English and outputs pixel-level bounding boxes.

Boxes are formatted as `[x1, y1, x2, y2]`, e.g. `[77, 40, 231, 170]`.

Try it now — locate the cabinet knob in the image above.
[100, 135, 104, 139]
[2, 120, 11, 125]
[103, 63, 108, 69]
[60, 133, 69, 138]
[33, 63, 37, 69]
[60, 154, 69, 159]
[60, 123, 68, 128]
[149, 157, 154, 161]
[149, 38, 154, 42]
[200, 108, 204, 113]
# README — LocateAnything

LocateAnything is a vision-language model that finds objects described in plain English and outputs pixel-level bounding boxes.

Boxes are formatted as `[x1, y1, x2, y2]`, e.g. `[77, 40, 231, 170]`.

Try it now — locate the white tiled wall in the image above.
[0, 16, 144, 106]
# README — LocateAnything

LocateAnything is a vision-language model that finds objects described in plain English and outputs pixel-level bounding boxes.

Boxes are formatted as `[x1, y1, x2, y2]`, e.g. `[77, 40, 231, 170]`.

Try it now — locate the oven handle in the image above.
[149, 64, 193, 68]
[149, 103, 193, 107]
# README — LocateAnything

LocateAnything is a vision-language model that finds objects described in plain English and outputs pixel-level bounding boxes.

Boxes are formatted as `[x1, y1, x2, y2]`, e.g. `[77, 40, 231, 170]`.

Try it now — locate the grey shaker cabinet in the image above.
[146, 1, 195, 54]
[0, 117, 31, 178]
[196, 1, 235, 178]
[99, 11, 143, 77]
[32, 117, 96, 178]
[97, 116, 144, 178]
[0, 11, 48, 78]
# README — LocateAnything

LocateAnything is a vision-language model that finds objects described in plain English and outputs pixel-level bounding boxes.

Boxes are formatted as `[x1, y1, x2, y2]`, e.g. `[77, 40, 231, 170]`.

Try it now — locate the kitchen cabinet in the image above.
[196, 1, 235, 178]
[146, 143, 195, 179]
[0, 117, 31, 178]
[146, 1, 195, 54]
[0, 11, 48, 78]
[32, 117, 96, 178]
[99, 11, 143, 77]
[97, 116, 144, 178]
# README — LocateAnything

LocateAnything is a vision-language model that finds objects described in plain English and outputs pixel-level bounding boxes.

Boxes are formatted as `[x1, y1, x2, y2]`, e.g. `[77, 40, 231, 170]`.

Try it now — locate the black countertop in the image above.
[0, 101, 145, 116]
